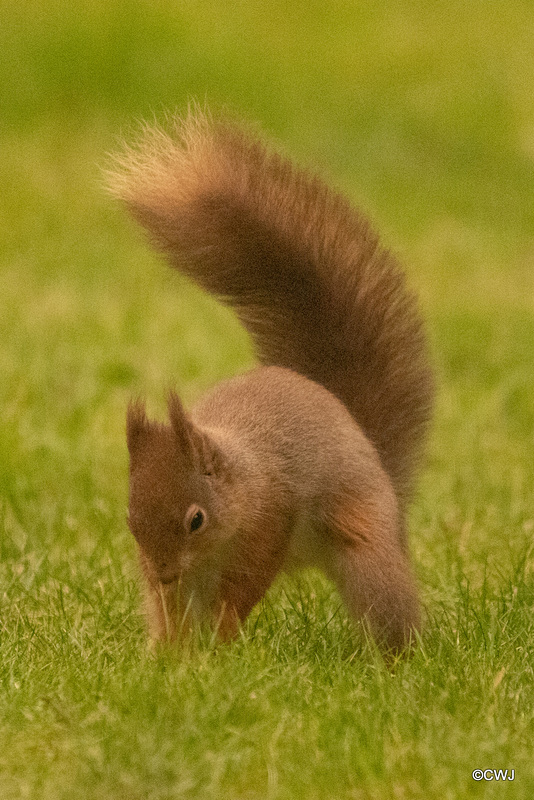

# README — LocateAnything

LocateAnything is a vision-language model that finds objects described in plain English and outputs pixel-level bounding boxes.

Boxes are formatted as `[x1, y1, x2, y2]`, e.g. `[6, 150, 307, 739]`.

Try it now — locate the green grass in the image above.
[1, 1, 533, 798]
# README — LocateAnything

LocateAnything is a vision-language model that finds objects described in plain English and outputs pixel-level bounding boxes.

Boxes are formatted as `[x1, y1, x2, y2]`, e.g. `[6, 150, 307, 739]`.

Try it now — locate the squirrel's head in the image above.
[126, 392, 226, 584]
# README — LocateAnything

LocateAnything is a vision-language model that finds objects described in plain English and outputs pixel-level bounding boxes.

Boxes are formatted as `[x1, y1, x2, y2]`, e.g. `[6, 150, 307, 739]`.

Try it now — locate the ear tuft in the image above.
[126, 399, 149, 457]
[167, 391, 194, 459]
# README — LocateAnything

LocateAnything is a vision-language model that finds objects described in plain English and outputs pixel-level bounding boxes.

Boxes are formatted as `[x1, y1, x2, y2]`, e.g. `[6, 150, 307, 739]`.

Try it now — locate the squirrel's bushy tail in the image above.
[108, 107, 433, 503]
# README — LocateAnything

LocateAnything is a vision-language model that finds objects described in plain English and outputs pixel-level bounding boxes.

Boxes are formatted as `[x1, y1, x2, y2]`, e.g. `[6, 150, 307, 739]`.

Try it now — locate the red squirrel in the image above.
[108, 107, 434, 654]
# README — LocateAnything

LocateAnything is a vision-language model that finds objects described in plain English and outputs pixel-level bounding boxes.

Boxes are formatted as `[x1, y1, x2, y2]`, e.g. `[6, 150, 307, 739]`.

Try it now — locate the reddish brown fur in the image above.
[108, 107, 434, 655]
[323, 492, 421, 653]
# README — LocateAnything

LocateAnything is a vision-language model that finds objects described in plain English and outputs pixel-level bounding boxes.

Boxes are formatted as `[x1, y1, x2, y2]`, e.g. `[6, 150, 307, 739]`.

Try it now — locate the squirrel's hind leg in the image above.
[323, 495, 421, 655]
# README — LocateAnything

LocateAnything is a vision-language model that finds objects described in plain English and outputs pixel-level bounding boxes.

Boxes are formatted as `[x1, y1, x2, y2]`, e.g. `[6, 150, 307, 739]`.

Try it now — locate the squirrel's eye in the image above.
[185, 504, 207, 534]
[190, 510, 204, 532]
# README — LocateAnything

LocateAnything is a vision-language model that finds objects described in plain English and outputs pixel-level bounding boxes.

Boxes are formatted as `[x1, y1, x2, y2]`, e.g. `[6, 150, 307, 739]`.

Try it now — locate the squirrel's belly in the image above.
[283, 510, 330, 574]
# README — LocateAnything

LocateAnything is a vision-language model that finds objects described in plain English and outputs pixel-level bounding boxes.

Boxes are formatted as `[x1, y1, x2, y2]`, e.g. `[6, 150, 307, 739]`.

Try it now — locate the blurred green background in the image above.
[3, 0, 534, 259]
[1, 1, 533, 798]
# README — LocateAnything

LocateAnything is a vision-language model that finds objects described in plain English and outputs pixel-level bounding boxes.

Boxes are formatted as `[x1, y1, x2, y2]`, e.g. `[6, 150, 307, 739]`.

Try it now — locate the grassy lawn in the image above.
[1, 1, 533, 798]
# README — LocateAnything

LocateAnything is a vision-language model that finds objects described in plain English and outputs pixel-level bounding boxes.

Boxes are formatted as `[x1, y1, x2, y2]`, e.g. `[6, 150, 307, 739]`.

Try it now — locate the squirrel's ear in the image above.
[195, 430, 224, 476]
[167, 391, 195, 461]
[167, 391, 223, 474]
[126, 399, 149, 458]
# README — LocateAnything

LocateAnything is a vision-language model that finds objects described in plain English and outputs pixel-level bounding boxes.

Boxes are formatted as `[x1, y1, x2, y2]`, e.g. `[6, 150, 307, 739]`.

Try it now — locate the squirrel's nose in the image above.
[159, 564, 178, 584]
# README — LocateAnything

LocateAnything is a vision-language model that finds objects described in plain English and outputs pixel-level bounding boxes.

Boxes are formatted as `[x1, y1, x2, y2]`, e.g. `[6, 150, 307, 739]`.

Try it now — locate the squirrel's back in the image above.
[192, 365, 382, 492]
[108, 107, 433, 504]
